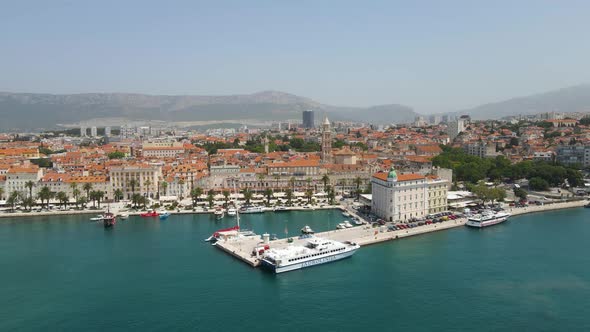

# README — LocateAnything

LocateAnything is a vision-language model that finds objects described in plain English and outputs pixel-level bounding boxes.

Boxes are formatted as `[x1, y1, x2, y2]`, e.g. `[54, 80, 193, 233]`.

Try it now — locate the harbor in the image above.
[213, 199, 588, 268]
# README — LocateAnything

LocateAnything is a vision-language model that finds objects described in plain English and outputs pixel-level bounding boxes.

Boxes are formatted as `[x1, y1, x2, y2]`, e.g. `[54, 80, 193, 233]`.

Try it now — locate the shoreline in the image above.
[0, 199, 586, 220]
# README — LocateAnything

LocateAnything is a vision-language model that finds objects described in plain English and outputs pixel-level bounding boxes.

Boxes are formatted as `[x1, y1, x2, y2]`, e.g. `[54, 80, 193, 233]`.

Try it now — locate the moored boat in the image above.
[301, 225, 315, 234]
[102, 212, 116, 228]
[227, 207, 237, 216]
[159, 211, 171, 220]
[260, 237, 360, 273]
[466, 210, 510, 228]
[239, 206, 264, 214]
[342, 211, 351, 217]
[336, 223, 347, 230]
[343, 221, 353, 228]
[140, 210, 159, 217]
[90, 215, 104, 221]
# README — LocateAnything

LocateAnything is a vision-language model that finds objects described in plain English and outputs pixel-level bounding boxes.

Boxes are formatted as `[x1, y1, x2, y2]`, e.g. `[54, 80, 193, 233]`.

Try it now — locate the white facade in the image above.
[371, 169, 428, 222]
[5, 168, 43, 198]
[109, 165, 162, 199]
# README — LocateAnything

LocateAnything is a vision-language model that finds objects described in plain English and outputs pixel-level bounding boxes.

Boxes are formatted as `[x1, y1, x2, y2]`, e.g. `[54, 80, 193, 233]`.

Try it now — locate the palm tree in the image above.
[82, 183, 93, 200]
[321, 174, 330, 191]
[160, 181, 168, 198]
[285, 188, 293, 206]
[222, 190, 230, 207]
[93, 190, 105, 208]
[191, 187, 203, 208]
[131, 193, 143, 209]
[306, 177, 312, 190]
[263, 188, 273, 206]
[0, 187, 4, 200]
[72, 188, 81, 208]
[89, 191, 98, 208]
[354, 176, 363, 199]
[326, 185, 335, 205]
[273, 174, 280, 189]
[56, 191, 69, 209]
[144, 179, 152, 198]
[304, 189, 314, 204]
[69, 182, 78, 195]
[206, 190, 215, 208]
[128, 178, 138, 196]
[25, 180, 35, 200]
[178, 179, 186, 199]
[77, 196, 88, 209]
[257, 173, 266, 191]
[37, 186, 53, 209]
[289, 177, 296, 191]
[7, 191, 19, 211]
[242, 188, 253, 205]
[114, 189, 123, 202]
[18, 192, 34, 211]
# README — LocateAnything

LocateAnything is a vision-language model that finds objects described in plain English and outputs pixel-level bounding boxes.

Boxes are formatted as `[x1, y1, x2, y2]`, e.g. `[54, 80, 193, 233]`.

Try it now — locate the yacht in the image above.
[227, 207, 237, 216]
[239, 206, 264, 214]
[343, 221, 353, 228]
[274, 206, 288, 212]
[260, 237, 360, 273]
[159, 211, 171, 220]
[342, 211, 351, 217]
[90, 215, 104, 222]
[301, 225, 315, 234]
[118, 212, 129, 220]
[336, 223, 347, 230]
[466, 210, 511, 228]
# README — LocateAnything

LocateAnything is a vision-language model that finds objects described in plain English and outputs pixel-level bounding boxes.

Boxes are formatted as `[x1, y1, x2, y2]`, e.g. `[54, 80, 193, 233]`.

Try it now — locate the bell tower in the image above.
[321, 116, 332, 163]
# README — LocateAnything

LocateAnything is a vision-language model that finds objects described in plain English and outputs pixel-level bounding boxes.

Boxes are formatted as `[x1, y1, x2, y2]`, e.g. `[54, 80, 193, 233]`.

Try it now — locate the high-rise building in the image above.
[90, 126, 98, 137]
[303, 110, 315, 129]
[105, 126, 112, 137]
[80, 125, 87, 137]
[321, 116, 332, 163]
[446, 119, 466, 142]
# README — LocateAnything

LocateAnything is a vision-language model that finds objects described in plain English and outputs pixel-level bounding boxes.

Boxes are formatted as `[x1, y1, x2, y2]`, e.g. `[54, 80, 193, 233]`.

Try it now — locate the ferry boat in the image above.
[466, 210, 511, 228]
[239, 206, 264, 214]
[102, 212, 116, 228]
[301, 225, 314, 234]
[260, 237, 360, 273]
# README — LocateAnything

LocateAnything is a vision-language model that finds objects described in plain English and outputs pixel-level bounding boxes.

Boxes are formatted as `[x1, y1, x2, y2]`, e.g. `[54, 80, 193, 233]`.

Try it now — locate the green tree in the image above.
[159, 181, 168, 198]
[529, 177, 549, 191]
[114, 189, 123, 202]
[263, 188, 273, 206]
[108, 151, 125, 159]
[82, 183, 93, 200]
[304, 189, 314, 204]
[285, 188, 293, 206]
[191, 187, 203, 207]
[242, 188, 253, 205]
[222, 190, 230, 207]
[321, 174, 330, 191]
[0, 187, 3, 200]
[513, 187, 528, 200]
[25, 180, 35, 200]
[37, 186, 53, 209]
[128, 178, 138, 196]
[7, 191, 19, 211]
[326, 185, 335, 205]
[207, 190, 215, 208]
[131, 193, 143, 209]
[56, 191, 69, 209]
[144, 179, 152, 199]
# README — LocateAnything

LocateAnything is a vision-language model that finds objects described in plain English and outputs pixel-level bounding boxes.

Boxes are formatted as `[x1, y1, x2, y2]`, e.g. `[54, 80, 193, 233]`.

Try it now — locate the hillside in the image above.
[0, 91, 417, 130]
[462, 84, 590, 120]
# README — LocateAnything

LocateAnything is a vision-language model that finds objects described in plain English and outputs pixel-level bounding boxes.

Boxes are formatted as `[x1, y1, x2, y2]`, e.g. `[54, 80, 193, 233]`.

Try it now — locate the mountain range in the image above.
[1, 84, 590, 131]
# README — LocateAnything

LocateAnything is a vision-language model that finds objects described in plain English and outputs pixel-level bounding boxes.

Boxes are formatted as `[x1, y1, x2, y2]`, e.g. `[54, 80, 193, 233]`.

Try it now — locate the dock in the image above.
[215, 218, 468, 268]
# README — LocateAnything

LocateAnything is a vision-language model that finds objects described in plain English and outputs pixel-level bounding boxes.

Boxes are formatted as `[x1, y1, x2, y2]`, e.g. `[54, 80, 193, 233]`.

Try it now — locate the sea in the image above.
[1, 208, 589, 331]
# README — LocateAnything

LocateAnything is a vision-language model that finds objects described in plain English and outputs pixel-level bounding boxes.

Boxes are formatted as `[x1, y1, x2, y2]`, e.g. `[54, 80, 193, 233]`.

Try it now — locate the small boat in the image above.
[140, 210, 159, 217]
[118, 212, 129, 220]
[352, 219, 363, 226]
[204, 225, 240, 243]
[584, 203, 590, 208]
[274, 206, 288, 212]
[344, 221, 353, 228]
[90, 215, 104, 221]
[270, 234, 279, 241]
[301, 225, 315, 234]
[227, 208, 237, 216]
[159, 211, 171, 220]
[336, 223, 347, 230]
[214, 207, 225, 220]
[102, 212, 116, 228]
[239, 206, 264, 214]
[342, 211, 351, 217]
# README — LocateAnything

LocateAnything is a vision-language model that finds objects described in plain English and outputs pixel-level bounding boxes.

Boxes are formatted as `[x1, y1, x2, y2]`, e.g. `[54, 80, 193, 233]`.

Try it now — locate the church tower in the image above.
[321, 116, 332, 163]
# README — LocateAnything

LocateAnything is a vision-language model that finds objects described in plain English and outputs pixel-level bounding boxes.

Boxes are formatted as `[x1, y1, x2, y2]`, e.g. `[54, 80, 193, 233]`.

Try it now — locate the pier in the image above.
[215, 218, 468, 268]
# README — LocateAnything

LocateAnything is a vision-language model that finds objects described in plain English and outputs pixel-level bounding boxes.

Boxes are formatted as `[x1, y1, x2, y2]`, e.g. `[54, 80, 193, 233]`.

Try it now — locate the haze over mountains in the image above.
[1, 84, 589, 131]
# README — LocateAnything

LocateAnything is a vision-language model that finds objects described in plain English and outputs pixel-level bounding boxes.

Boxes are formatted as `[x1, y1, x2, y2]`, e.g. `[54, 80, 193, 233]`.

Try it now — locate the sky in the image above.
[2, 0, 590, 113]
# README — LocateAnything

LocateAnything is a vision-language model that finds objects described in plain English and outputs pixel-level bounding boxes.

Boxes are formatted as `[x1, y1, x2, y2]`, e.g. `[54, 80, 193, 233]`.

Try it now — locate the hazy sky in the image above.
[2, 0, 590, 113]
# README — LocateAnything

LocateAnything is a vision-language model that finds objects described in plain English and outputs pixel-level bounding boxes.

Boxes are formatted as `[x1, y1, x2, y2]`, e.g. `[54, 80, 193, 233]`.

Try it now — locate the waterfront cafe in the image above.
[447, 191, 476, 210]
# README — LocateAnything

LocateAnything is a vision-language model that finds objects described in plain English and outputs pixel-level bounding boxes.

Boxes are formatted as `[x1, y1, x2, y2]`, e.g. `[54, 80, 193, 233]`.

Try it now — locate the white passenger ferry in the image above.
[466, 210, 511, 228]
[260, 237, 360, 273]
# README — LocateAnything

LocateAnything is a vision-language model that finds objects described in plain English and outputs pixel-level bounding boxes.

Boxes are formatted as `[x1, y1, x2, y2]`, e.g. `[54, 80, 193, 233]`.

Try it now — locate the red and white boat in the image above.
[140, 210, 159, 217]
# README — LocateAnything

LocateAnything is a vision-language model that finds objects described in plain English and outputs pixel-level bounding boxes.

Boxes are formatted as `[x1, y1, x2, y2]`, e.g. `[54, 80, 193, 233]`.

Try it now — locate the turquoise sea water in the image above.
[1, 208, 590, 331]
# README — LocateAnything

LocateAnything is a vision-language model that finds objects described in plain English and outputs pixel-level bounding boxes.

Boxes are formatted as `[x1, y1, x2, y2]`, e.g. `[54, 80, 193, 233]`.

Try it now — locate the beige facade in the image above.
[109, 164, 162, 199]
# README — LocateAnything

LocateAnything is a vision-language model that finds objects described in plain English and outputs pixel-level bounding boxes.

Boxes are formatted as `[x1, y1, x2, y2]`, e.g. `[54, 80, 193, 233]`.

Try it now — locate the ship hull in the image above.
[261, 247, 358, 274]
